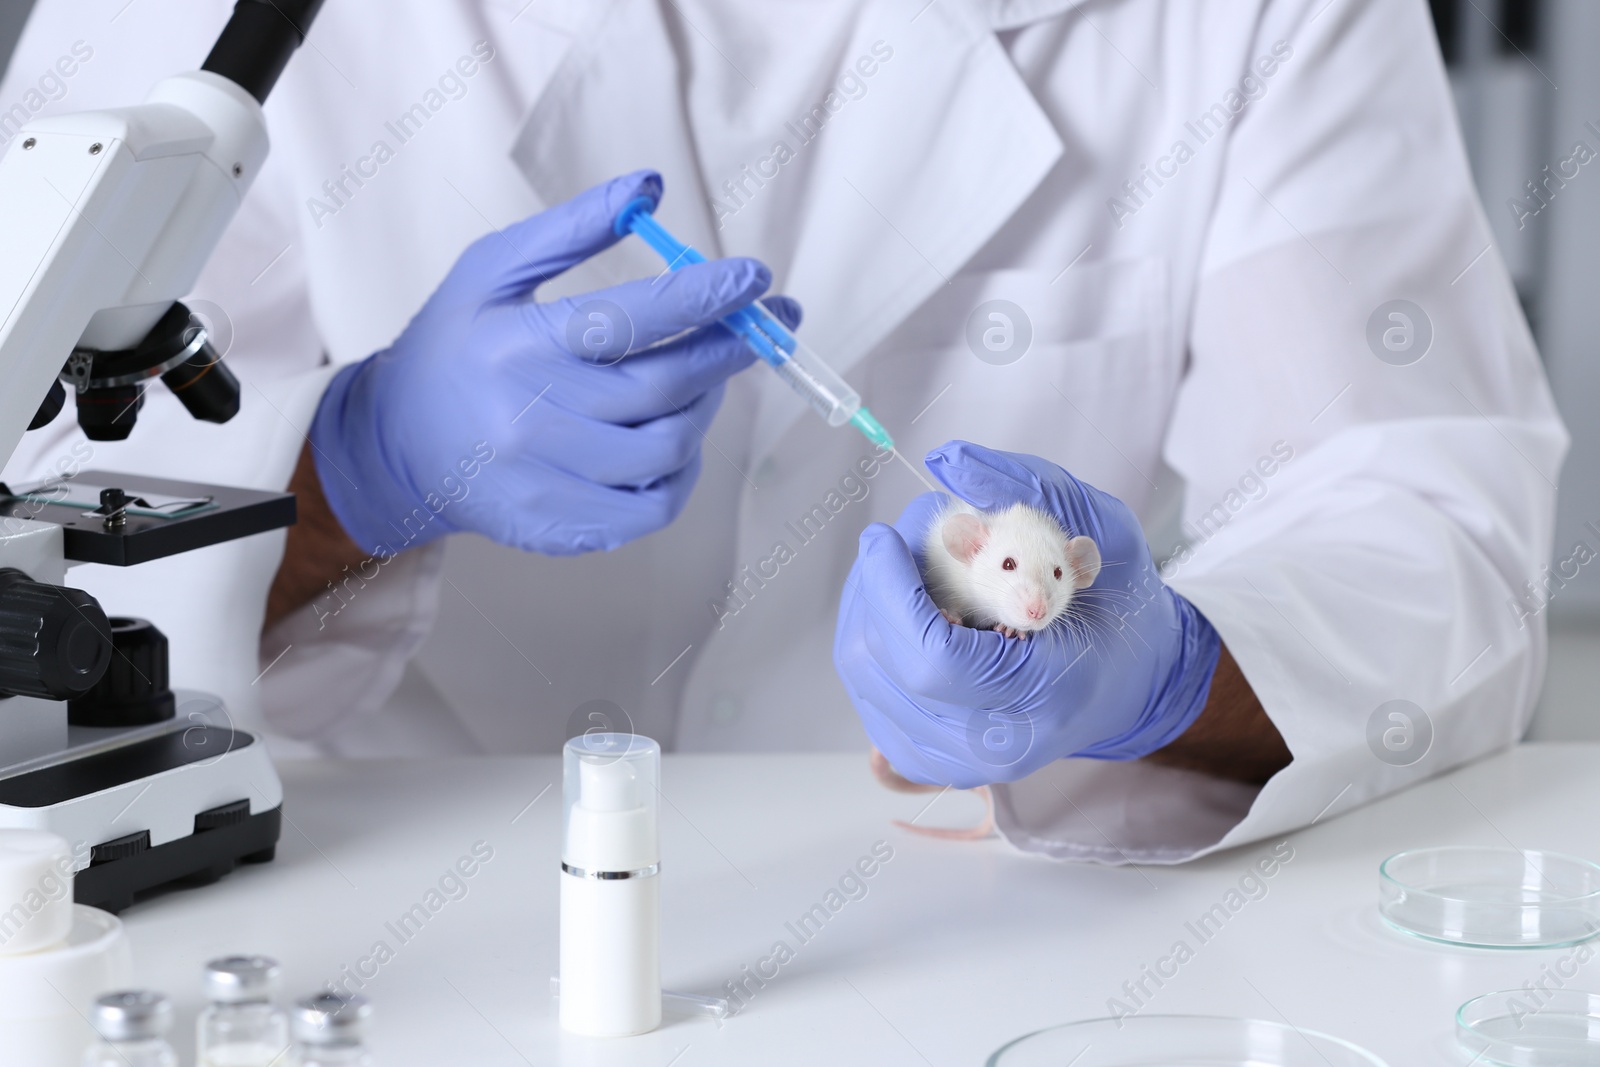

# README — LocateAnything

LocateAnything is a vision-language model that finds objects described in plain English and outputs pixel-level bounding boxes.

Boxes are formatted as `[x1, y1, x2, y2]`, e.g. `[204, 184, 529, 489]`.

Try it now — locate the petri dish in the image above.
[1457, 989, 1600, 1065]
[1378, 847, 1600, 948]
[987, 1015, 1388, 1066]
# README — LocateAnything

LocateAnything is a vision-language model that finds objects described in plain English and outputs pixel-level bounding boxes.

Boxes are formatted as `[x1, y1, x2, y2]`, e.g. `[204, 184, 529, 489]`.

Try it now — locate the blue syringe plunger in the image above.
[613, 197, 893, 451]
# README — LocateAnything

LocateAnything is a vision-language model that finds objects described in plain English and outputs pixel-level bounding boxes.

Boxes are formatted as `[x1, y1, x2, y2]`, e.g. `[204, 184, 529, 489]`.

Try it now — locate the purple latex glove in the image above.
[833, 441, 1222, 788]
[309, 169, 799, 557]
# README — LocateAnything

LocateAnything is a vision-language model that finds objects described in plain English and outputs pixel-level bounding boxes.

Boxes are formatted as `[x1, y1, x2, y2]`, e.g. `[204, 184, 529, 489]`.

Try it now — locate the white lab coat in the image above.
[0, 0, 1565, 863]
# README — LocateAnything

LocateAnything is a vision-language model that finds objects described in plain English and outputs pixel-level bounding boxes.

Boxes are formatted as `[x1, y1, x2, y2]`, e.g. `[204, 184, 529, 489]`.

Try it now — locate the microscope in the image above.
[0, 0, 325, 912]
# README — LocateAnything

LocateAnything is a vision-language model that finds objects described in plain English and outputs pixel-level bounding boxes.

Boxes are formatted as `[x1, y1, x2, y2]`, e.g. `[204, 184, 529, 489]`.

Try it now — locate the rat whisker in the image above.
[1082, 625, 1124, 663]
[1044, 621, 1073, 659]
[1053, 622, 1101, 672]
[1072, 589, 1142, 608]
[1071, 594, 1153, 651]
[1069, 596, 1144, 623]
[1064, 600, 1136, 660]
[1076, 580, 1142, 597]
[1122, 622, 1157, 654]
[1060, 598, 1107, 627]
[1075, 593, 1155, 619]
[1065, 621, 1113, 666]
[1052, 608, 1088, 646]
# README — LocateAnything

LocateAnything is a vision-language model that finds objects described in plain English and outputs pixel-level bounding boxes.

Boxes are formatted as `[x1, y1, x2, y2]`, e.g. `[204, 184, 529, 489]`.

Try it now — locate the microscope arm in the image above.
[0, 0, 324, 472]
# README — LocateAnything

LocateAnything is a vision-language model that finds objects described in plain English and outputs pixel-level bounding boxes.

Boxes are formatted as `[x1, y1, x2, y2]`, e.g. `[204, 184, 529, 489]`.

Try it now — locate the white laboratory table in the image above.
[119, 743, 1600, 1066]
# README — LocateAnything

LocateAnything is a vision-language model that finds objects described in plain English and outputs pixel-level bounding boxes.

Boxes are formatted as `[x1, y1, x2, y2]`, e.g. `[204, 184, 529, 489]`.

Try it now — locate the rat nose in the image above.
[1025, 598, 1047, 621]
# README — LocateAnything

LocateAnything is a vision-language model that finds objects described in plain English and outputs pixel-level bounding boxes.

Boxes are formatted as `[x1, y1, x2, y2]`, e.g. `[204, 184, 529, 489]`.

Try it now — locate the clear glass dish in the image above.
[1378, 847, 1600, 948]
[986, 1015, 1388, 1066]
[1457, 989, 1600, 1065]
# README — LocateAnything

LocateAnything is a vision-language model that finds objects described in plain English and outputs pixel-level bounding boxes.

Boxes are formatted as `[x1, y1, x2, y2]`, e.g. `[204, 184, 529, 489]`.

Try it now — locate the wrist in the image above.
[265, 440, 375, 631]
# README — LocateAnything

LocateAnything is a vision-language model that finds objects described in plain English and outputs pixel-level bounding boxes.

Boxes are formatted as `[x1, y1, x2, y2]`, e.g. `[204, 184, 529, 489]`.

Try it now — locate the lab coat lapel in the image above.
[737, 0, 1064, 460]
[508, 0, 722, 283]
[510, 0, 1063, 460]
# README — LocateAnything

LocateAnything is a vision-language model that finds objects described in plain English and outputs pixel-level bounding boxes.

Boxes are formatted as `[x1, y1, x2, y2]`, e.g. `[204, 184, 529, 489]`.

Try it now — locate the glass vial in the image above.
[83, 991, 177, 1067]
[291, 992, 372, 1066]
[198, 955, 290, 1067]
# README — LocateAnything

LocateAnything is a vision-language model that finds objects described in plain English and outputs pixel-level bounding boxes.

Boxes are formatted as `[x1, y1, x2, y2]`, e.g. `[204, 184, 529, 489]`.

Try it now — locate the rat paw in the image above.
[941, 608, 964, 627]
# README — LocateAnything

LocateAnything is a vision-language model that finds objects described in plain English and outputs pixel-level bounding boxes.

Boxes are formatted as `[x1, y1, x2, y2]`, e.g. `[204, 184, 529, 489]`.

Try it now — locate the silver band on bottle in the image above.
[561, 861, 660, 881]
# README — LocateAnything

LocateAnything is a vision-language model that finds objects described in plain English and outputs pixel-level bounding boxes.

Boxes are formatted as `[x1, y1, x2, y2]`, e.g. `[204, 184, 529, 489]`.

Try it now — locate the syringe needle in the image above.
[891, 447, 941, 495]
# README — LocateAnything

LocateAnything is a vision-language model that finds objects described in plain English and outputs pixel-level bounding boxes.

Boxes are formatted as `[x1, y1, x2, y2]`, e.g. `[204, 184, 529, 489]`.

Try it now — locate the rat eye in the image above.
[1002, 557, 1016, 571]
[1054, 567, 1063, 580]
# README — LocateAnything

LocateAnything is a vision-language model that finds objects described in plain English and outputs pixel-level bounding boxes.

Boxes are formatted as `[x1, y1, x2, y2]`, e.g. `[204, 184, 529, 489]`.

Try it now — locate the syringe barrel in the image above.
[612, 198, 860, 428]
[771, 340, 859, 427]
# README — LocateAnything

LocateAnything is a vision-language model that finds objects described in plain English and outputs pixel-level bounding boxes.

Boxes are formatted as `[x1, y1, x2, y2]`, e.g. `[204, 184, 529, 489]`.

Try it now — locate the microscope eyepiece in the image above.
[201, 0, 327, 104]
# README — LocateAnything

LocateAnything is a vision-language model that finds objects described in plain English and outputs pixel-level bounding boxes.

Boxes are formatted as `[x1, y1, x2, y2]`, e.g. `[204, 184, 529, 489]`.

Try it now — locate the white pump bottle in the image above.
[559, 733, 661, 1036]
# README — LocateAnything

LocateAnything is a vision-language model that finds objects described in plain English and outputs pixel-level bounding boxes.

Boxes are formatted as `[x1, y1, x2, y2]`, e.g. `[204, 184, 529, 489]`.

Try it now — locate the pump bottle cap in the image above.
[562, 733, 660, 873]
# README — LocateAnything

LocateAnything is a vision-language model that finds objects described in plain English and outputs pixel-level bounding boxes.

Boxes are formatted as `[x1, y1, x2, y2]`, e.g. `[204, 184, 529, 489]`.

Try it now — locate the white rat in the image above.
[921, 500, 1102, 638]
[866, 500, 1103, 841]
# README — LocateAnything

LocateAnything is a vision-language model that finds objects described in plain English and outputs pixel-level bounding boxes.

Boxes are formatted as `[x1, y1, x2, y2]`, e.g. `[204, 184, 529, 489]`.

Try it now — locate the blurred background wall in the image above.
[0, 5, 26, 67]
[1434, 0, 1600, 740]
[0, 0, 1592, 738]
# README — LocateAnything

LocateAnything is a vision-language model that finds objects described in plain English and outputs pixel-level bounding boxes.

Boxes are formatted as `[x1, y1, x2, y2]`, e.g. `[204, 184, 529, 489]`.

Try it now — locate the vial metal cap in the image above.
[292, 992, 371, 1045]
[204, 954, 282, 1003]
[91, 991, 173, 1042]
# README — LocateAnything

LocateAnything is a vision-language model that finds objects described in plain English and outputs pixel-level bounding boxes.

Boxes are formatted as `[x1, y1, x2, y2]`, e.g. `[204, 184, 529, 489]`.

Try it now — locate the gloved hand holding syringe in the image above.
[614, 197, 896, 453]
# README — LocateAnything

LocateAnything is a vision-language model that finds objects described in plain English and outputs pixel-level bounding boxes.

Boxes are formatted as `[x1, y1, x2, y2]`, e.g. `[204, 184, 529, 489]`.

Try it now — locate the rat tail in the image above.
[869, 749, 996, 840]
[869, 748, 942, 793]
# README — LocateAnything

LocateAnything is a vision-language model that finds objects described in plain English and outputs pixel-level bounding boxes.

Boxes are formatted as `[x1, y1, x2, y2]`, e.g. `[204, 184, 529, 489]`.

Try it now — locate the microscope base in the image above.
[0, 703, 284, 913]
[73, 803, 281, 914]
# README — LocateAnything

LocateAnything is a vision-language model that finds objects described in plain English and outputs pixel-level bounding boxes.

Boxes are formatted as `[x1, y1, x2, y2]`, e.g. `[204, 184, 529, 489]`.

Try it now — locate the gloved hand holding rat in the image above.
[309, 169, 799, 558]
[834, 441, 1222, 789]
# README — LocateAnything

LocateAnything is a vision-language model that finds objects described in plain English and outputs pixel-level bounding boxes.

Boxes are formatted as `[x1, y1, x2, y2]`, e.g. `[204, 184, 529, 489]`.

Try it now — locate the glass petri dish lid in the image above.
[1378, 847, 1600, 948]
[1458, 989, 1600, 1065]
[987, 1015, 1388, 1066]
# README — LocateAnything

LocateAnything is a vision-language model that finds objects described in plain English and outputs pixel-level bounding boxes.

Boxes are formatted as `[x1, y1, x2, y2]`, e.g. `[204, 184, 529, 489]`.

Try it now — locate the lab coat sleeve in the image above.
[259, 540, 446, 742]
[992, 0, 1566, 861]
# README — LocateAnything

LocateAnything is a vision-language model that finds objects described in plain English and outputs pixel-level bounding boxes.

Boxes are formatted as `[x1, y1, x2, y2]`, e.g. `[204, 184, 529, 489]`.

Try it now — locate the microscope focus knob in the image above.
[69, 617, 176, 727]
[0, 569, 113, 700]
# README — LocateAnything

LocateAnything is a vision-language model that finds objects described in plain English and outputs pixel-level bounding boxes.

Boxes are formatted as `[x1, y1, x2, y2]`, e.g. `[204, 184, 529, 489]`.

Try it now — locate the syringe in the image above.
[613, 197, 894, 451]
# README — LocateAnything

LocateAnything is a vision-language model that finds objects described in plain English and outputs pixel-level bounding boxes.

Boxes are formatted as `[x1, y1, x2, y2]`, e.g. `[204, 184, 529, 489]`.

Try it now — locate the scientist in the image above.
[0, 0, 1564, 863]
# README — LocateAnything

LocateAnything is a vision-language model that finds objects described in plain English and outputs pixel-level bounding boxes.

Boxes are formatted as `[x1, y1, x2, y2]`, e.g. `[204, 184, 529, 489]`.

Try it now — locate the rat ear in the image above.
[1065, 536, 1101, 589]
[942, 512, 989, 563]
